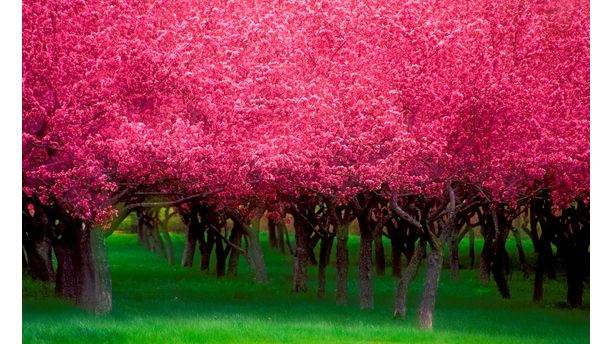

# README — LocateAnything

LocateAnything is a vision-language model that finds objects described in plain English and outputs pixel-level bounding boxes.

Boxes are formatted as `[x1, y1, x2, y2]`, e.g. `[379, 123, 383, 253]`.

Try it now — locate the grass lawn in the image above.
[23, 233, 589, 343]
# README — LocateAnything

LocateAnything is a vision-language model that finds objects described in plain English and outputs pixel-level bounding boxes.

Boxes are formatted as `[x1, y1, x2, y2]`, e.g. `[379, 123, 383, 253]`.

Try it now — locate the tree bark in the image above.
[212, 230, 223, 277]
[512, 228, 529, 279]
[23, 232, 54, 282]
[227, 222, 242, 277]
[449, 231, 460, 282]
[292, 217, 309, 292]
[284, 221, 295, 256]
[160, 224, 175, 265]
[336, 222, 349, 305]
[268, 217, 278, 249]
[317, 236, 334, 298]
[244, 219, 268, 283]
[278, 221, 287, 254]
[357, 213, 374, 310]
[307, 234, 320, 266]
[394, 240, 426, 319]
[564, 245, 587, 308]
[491, 211, 511, 299]
[53, 221, 112, 314]
[199, 229, 215, 271]
[533, 232, 553, 302]
[479, 227, 493, 284]
[149, 221, 167, 260]
[374, 225, 386, 276]
[181, 211, 201, 267]
[137, 214, 150, 250]
[419, 245, 443, 330]
[469, 226, 475, 270]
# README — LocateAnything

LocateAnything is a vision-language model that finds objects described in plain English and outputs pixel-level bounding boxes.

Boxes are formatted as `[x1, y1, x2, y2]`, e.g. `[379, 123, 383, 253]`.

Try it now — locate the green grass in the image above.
[23, 233, 589, 343]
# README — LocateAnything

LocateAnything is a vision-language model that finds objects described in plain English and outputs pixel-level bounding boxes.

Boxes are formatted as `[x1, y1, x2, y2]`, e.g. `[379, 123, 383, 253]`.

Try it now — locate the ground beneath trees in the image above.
[23, 233, 589, 343]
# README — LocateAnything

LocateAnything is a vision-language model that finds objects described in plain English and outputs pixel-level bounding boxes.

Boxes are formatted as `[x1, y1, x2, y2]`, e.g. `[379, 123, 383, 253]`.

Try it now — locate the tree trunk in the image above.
[533, 234, 553, 302]
[149, 222, 167, 260]
[307, 234, 320, 266]
[285, 222, 295, 256]
[244, 225, 268, 283]
[512, 228, 529, 279]
[336, 222, 349, 305]
[358, 214, 374, 310]
[563, 236, 589, 308]
[317, 236, 334, 298]
[394, 240, 425, 319]
[469, 227, 475, 270]
[565, 248, 585, 308]
[199, 229, 215, 271]
[161, 226, 175, 265]
[292, 218, 309, 292]
[137, 216, 150, 250]
[227, 223, 242, 277]
[181, 215, 201, 267]
[374, 226, 386, 276]
[480, 231, 493, 284]
[268, 217, 278, 249]
[278, 221, 286, 254]
[449, 232, 460, 282]
[24, 236, 54, 282]
[212, 230, 224, 278]
[54, 222, 112, 314]
[491, 212, 511, 299]
[418, 245, 442, 330]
